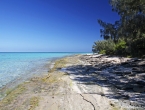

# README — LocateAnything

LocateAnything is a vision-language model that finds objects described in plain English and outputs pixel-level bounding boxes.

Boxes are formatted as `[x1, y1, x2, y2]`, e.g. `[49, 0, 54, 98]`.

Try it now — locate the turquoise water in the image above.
[0, 52, 84, 88]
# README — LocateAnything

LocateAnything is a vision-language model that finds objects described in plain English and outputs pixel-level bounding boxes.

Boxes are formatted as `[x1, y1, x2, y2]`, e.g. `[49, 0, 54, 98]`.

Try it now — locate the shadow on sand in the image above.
[59, 55, 145, 108]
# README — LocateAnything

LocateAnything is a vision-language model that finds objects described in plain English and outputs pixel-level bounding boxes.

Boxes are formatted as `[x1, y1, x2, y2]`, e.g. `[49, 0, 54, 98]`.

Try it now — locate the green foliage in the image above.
[92, 40, 106, 53]
[115, 39, 127, 55]
[130, 37, 145, 57]
[104, 39, 116, 55]
[109, 0, 145, 40]
[93, 0, 145, 57]
[98, 19, 121, 43]
[92, 39, 116, 55]
[110, 0, 145, 19]
[116, 39, 126, 49]
[99, 50, 106, 54]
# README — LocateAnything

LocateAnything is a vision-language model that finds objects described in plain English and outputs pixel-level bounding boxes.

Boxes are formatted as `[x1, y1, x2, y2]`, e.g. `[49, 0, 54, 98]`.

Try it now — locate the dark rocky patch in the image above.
[75, 54, 145, 109]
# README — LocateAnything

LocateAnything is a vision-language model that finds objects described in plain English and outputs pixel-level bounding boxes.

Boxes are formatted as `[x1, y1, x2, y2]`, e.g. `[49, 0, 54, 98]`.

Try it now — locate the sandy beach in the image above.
[0, 54, 145, 110]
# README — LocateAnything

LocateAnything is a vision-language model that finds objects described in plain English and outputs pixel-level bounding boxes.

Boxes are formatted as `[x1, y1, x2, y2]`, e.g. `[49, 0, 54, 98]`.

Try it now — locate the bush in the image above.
[115, 39, 127, 56]
[130, 37, 145, 57]
[99, 50, 106, 54]
[104, 39, 116, 55]
[92, 40, 106, 53]
[92, 39, 116, 55]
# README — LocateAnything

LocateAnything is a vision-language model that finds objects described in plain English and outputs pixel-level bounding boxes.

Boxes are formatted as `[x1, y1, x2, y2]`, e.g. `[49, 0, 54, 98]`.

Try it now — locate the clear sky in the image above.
[0, 0, 119, 52]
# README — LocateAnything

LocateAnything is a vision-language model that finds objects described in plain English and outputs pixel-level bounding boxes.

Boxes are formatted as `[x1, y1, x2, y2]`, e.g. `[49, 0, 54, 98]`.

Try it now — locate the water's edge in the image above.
[0, 54, 81, 100]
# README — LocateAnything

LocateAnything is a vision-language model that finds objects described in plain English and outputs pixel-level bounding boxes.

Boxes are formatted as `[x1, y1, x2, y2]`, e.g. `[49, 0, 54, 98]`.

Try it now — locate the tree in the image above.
[98, 19, 121, 43]
[123, 14, 145, 40]
[109, 0, 145, 39]
[110, 0, 145, 18]
[93, 0, 145, 57]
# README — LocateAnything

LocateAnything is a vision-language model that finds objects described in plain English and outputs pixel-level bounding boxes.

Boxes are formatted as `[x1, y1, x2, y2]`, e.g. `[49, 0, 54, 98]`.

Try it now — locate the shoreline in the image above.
[0, 54, 145, 110]
[0, 54, 79, 100]
[0, 57, 57, 101]
[0, 52, 81, 89]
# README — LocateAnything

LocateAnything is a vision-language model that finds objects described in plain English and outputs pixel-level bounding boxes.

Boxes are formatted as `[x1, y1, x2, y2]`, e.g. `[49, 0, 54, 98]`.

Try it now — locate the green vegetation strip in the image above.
[0, 84, 26, 107]
[28, 96, 39, 110]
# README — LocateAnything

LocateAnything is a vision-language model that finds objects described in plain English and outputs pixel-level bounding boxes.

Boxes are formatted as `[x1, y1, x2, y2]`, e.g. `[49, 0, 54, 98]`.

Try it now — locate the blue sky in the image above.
[0, 0, 119, 52]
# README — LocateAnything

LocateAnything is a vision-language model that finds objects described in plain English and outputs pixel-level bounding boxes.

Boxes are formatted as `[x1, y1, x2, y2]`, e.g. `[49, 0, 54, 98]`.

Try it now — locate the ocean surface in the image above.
[0, 52, 86, 88]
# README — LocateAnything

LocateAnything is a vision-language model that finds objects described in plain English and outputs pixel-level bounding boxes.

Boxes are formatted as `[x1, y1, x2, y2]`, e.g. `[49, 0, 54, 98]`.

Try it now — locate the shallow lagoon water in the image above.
[0, 52, 83, 88]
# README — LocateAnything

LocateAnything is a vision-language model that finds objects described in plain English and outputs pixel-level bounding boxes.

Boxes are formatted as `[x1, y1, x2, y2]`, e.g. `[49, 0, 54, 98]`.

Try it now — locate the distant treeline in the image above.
[92, 0, 145, 57]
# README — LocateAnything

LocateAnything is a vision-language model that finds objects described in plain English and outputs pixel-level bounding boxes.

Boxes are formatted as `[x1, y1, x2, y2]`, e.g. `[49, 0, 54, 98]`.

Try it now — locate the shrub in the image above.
[130, 37, 145, 57]
[92, 39, 116, 55]
[99, 50, 106, 54]
[104, 39, 116, 55]
[115, 39, 127, 56]
[92, 40, 106, 53]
